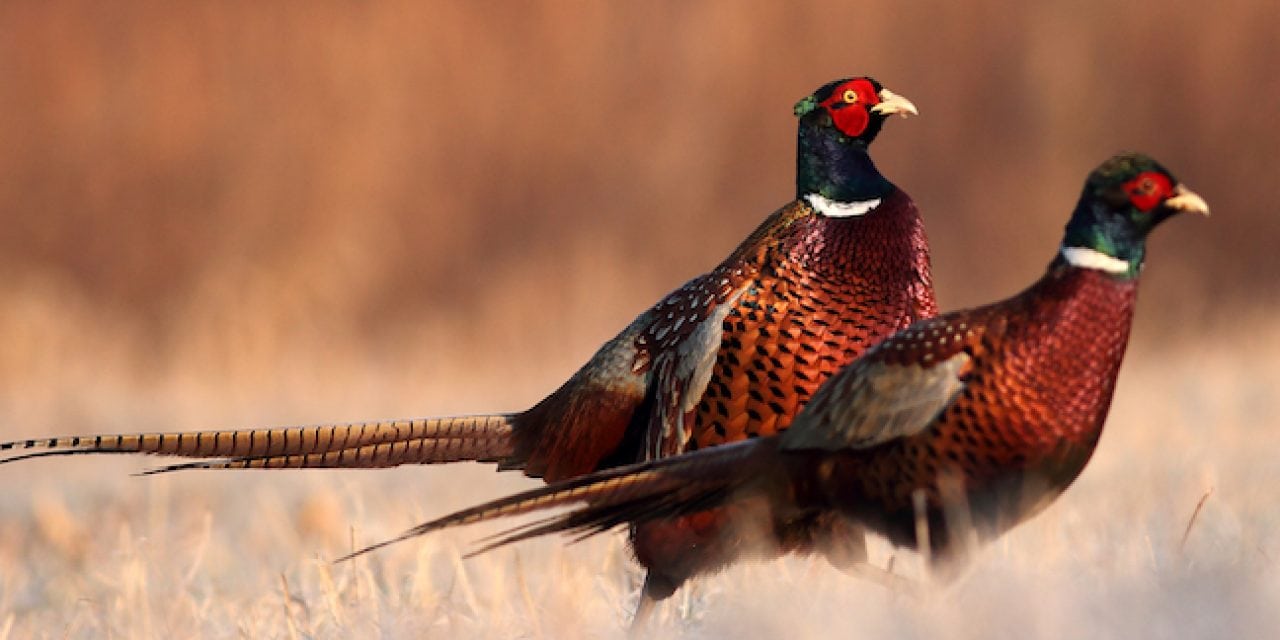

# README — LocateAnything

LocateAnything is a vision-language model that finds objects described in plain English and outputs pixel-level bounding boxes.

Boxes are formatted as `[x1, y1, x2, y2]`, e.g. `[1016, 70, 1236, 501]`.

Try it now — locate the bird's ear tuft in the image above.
[794, 95, 818, 118]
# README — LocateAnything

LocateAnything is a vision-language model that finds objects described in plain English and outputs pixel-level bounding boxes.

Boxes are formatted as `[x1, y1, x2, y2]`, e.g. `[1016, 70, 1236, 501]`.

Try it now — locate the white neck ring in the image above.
[804, 193, 881, 218]
[1061, 245, 1130, 274]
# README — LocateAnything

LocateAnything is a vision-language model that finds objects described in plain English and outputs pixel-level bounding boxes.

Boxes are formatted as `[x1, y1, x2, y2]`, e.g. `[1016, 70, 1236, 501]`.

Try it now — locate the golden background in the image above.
[1, 2, 1277, 637]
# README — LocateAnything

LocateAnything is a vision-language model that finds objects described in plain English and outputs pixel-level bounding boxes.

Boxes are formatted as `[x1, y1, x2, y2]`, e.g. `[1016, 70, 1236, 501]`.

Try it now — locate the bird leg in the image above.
[819, 518, 923, 597]
[628, 571, 679, 636]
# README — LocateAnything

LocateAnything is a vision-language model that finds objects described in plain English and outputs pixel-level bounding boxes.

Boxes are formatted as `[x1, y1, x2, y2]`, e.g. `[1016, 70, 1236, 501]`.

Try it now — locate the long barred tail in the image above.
[340, 437, 780, 561]
[0, 414, 516, 473]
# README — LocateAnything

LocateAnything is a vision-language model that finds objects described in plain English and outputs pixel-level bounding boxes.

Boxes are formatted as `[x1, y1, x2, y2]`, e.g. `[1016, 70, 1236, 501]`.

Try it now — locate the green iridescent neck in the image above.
[795, 122, 893, 202]
[1061, 202, 1147, 280]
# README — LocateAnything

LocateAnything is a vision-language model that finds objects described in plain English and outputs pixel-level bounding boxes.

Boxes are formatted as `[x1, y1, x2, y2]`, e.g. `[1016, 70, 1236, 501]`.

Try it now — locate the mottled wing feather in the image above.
[516, 265, 751, 479]
[643, 200, 817, 458]
[644, 279, 751, 460]
[781, 320, 977, 452]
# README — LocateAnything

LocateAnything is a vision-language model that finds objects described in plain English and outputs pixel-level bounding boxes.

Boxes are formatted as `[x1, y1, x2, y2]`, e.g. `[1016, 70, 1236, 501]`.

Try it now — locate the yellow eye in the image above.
[842, 89, 859, 104]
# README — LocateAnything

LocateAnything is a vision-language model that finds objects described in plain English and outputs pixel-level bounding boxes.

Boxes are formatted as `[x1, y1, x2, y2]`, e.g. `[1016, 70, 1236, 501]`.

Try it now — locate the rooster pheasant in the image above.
[345, 153, 1209, 611]
[1, 77, 931, 619]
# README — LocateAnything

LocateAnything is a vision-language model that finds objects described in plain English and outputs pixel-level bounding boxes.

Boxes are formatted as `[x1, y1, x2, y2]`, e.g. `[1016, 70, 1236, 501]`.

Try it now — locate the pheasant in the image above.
[1, 77, 931, 618]
[345, 153, 1210, 609]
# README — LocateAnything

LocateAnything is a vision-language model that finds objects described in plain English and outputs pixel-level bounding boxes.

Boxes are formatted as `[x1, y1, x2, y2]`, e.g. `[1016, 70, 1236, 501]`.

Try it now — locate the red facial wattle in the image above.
[819, 79, 881, 137]
[1123, 171, 1173, 212]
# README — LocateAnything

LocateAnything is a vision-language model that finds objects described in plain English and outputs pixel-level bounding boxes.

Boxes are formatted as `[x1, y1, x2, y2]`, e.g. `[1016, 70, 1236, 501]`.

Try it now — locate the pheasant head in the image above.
[1061, 152, 1210, 279]
[793, 77, 919, 204]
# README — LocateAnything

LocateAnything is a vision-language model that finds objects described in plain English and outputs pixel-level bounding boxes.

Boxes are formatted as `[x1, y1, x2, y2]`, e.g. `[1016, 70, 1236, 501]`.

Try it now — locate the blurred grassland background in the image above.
[0, 1, 1278, 638]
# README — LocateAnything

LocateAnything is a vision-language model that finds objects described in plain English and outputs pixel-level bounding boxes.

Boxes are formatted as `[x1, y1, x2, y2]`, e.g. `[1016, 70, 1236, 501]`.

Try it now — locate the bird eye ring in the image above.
[842, 89, 858, 104]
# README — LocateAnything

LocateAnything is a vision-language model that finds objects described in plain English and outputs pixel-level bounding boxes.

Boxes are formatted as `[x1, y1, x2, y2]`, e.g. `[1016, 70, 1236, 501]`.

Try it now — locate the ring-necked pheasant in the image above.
[1, 77, 931, 619]
[344, 153, 1209, 609]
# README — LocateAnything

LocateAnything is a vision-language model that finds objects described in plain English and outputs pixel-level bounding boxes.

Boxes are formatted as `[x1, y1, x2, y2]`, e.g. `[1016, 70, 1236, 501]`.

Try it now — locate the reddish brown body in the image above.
[811, 261, 1137, 554]
[633, 261, 1137, 588]
[615, 187, 934, 593]
[686, 189, 935, 451]
[393, 258, 1152, 581]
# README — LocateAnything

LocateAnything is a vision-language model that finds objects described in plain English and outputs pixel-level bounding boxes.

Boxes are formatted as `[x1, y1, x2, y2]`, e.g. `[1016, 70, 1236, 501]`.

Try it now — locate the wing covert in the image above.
[780, 337, 971, 452]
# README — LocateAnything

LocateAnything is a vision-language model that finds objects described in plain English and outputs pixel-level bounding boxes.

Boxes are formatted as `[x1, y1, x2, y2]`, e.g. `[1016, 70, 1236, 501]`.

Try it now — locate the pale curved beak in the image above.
[871, 88, 919, 118]
[1166, 183, 1210, 216]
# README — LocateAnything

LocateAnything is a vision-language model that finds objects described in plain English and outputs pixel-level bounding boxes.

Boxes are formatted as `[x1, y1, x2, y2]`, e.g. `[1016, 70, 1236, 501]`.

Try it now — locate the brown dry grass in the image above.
[1, 1, 1278, 638]
[2, 336, 1277, 639]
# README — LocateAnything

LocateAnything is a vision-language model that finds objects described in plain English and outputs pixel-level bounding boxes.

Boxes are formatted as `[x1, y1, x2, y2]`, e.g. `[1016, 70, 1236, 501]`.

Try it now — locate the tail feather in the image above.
[467, 482, 737, 556]
[338, 438, 779, 562]
[139, 434, 514, 475]
[0, 415, 516, 468]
